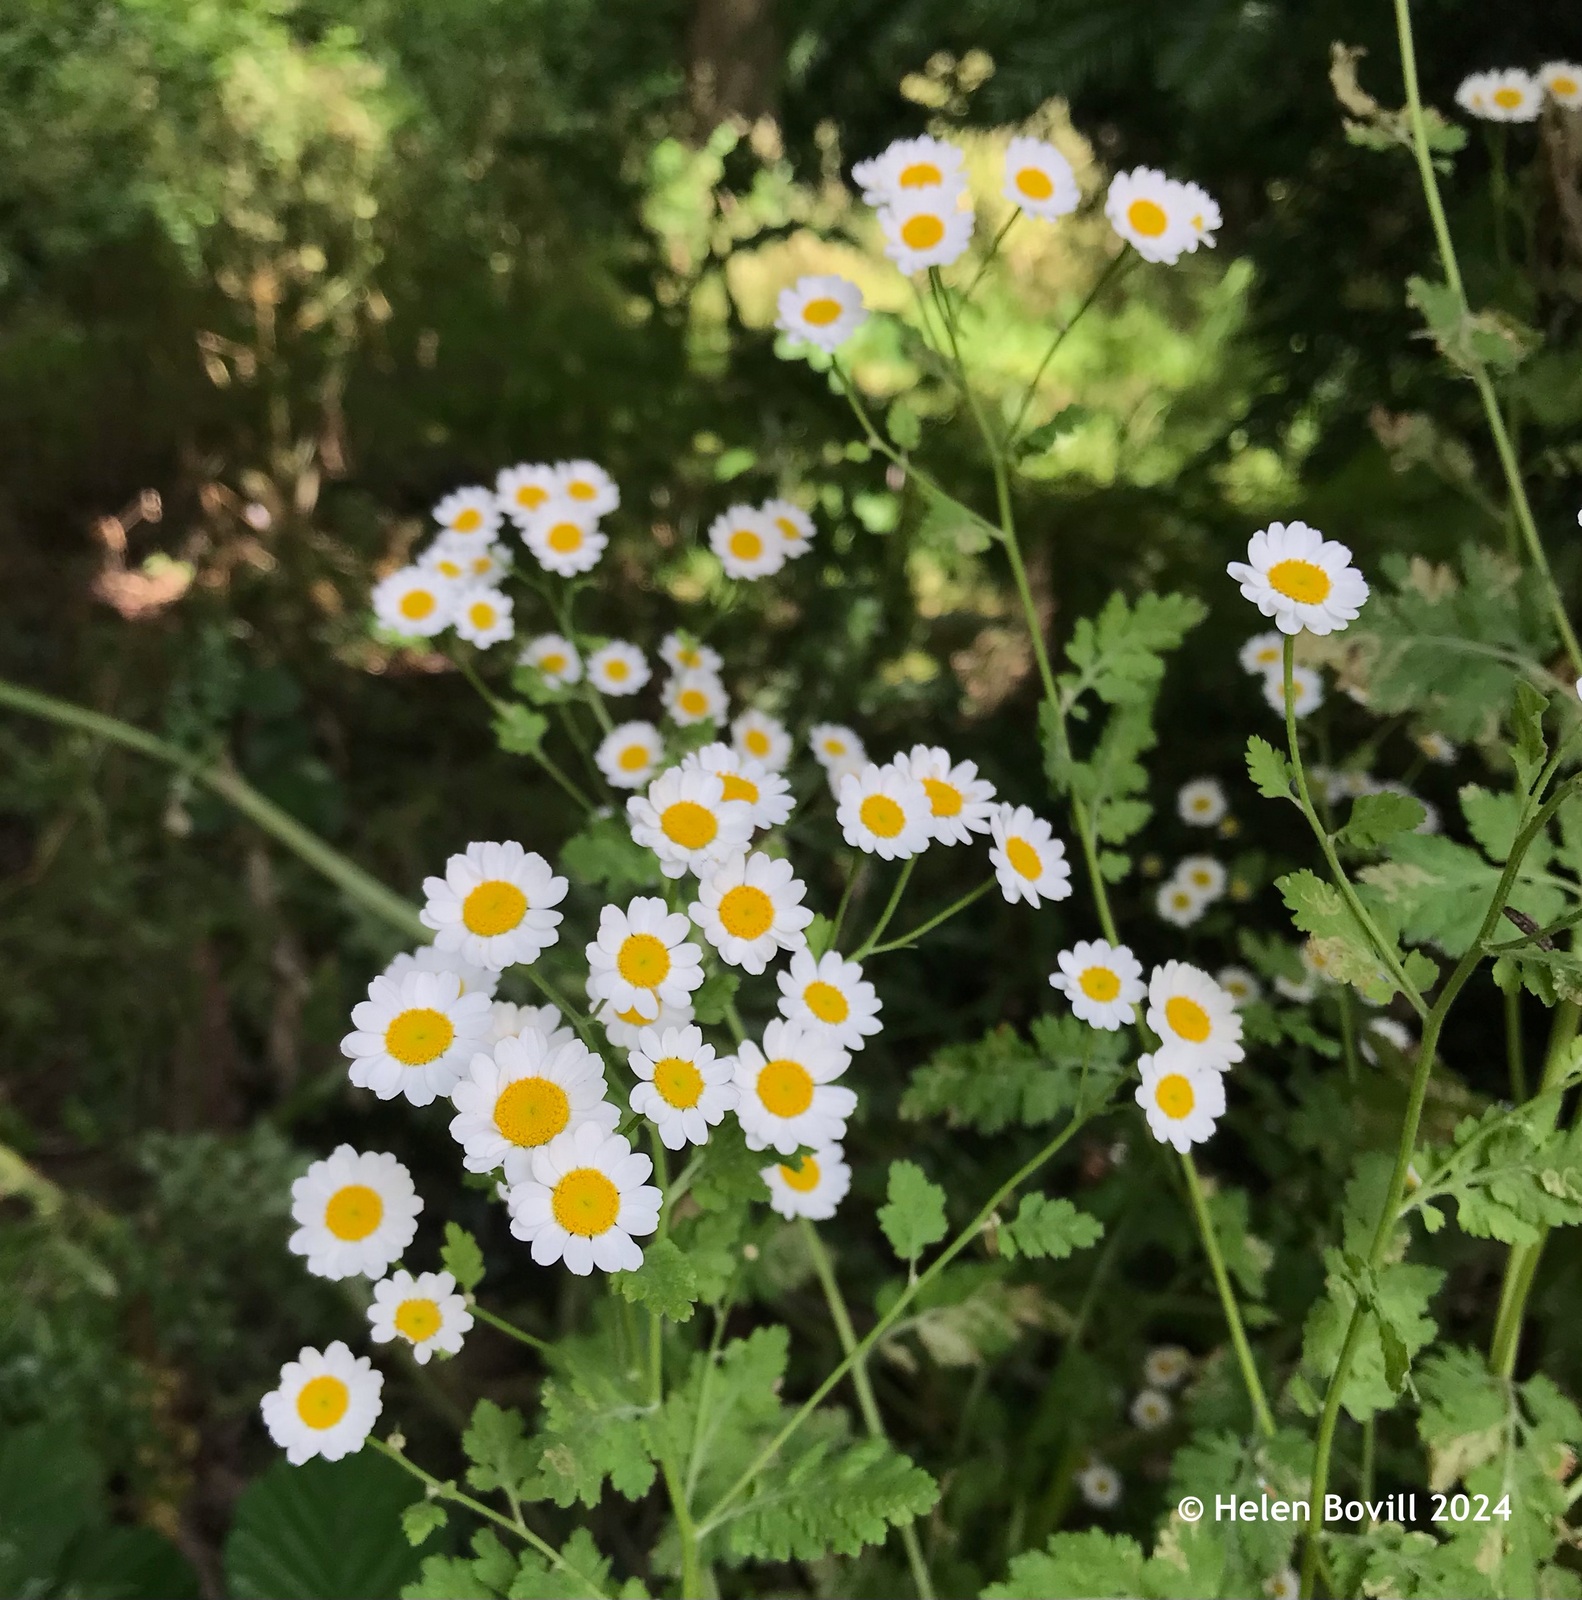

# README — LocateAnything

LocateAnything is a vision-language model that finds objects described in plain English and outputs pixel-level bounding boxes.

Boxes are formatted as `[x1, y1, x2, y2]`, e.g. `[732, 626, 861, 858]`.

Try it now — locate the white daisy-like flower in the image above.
[506, 1122, 661, 1275]
[776, 948, 882, 1052]
[1177, 778, 1227, 827]
[1228, 521, 1369, 636]
[587, 640, 652, 697]
[420, 840, 568, 971]
[449, 1029, 618, 1181]
[453, 586, 514, 648]
[1172, 855, 1227, 902]
[1360, 1016, 1415, 1066]
[877, 193, 975, 275]
[628, 1023, 738, 1149]
[1105, 168, 1194, 264]
[1156, 879, 1208, 929]
[1135, 1049, 1226, 1152]
[522, 504, 607, 578]
[1273, 968, 1317, 1005]
[261, 1342, 382, 1465]
[554, 459, 619, 517]
[1147, 961, 1244, 1070]
[689, 850, 813, 974]
[659, 631, 723, 677]
[1238, 631, 1285, 675]
[774, 275, 869, 353]
[368, 1270, 472, 1364]
[809, 723, 866, 769]
[1468, 68, 1542, 122]
[731, 1020, 857, 1155]
[989, 804, 1073, 907]
[418, 538, 481, 586]
[586, 896, 706, 1021]
[1454, 72, 1494, 117]
[664, 670, 729, 727]
[1262, 663, 1324, 719]
[433, 486, 502, 543]
[1077, 1461, 1122, 1510]
[900, 745, 997, 844]
[1415, 730, 1458, 765]
[709, 504, 786, 581]
[733, 709, 793, 772]
[594, 994, 694, 1050]
[342, 969, 492, 1106]
[595, 721, 666, 790]
[761, 498, 816, 559]
[1143, 1344, 1193, 1389]
[495, 462, 559, 524]
[683, 743, 794, 831]
[1049, 939, 1146, 1031]
[838, 763, 933, 860]
[371, 566, 455, 638]
[1267, 1568, 1300, 1600]
[381, 944, 498, 1002]
[1214, 967, 1262, 1008]
[1174, 179, 1221, 252]
[519, 632, 583, 687]
[487, 999, 574, 1047]
[1541, 62, 1582, 108]
[1130, 1388, 1173, 1430]
[288, 1146, 422, 1279]
[1003, 136, 1079, 220]
[851, 135, 967, 208]
[627, 766, 753, 880]
[761, 1143, 852, 1221]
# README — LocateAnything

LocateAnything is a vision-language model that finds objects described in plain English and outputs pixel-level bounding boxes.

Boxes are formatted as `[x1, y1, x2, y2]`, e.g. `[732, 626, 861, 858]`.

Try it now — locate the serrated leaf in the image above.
[462, 1402, 537, 1501]
[441, 1222, 485, 1294]
[611, 1237, 699, 1322]
[535, 1323, 656, 1507]
[1062, 592, 1207, 707]
[1460, 784, 1522, 861]
[1513, 679, 1550, 794]
[1017, 404, 1093, 456]
[1245, 735, 1293, 801]
[998, 1194, 1103, 1261]
[402, 1503, 448, 1548]
[1338, 790, 1426, 849]
[984, 1530, 1147, 1600]
[505, 1528, 618, 1600]
[493, 704, 549, 757]
[878, 1161, 947, 1262]
[691, 965, 740, 1026]
[403, 1531, 514, 1600]
[560, 814, 664, 895]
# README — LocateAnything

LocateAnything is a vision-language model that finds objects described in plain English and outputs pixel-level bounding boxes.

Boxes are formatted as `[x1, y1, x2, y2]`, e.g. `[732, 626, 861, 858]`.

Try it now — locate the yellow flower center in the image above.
[822, 738, 846, 757]
[729, 528, 764, 561]
[922, 777, 962, 817]
[515, 484, 548, 508]
[900, 213, 945, 250]
[678, 688, 710, 716]
[386, 1007, 455, 1066]
[653, 1055, 704, 1109]
[436, 559, 463, 579]
[660, 800, 718, 850]
[615, 1005, 647, 1026]
[1554, 76, 1578, 96]
[1016, 166, 1054, 201]
[899, 161, 942, 187]
[547, 522, 583, 552]
[399, 589, 436, 620]
[1126, 197, 1168, 237]
[801, 297, 842, 327]
[1189, 869, 1214, 889]
[463, 879, 527, 937]
[1078, 966, 1122, 1003]
[1164, 995, 1212, 1043]
[775, 516, 804, 545]
[859, 794, 905, 838]
[469, 602, 496, 629]
[552, 1168, 621, 1235]
[453, 507, 483, 532]
[617, 932, 671, 988]
[778, 1153, 822, 1192]
[745, 728, 772, 757]
[539, 652, 567, 675]
[1005, 836, 1042, 879]
[618, 742, 651, 772]
[324, 1183, 384, 1241]
[1154, 1072, 1196, 1119]
[1266, 558, 1332, 604]
[567, 479, 598, 501]
[720, 772, 758, 804]
[717, 884, 774, 940]
[295, 1375, 350, 1429]
[494, 1075, 570, 1146]
[604, 658, 631, 681]
[804, 980, 849, 1025]
[394, 1297, 442, 1343]
[758, 1058, 815, 1118]
[1493, 86, 1523, 109]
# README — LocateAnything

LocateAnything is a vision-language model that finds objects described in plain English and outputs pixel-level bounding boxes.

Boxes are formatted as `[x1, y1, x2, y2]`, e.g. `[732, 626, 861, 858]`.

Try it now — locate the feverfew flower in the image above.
[433, 486, 502, 543]
[522, 505, 606, 577]
[733, 709, 793, 772]
[1003, 136, 1079, 220]
[1227, 521, 1369, 636]
[420, 537, 483, 586]
[506, 1123, 661, 1275]
[587, 640, 651, 697]
[1238, 632, 1284, 676]
[762, 1144, 852, 1221]
[368, 1270, 472, 1364]
[1136, 1049, 1225, 1152]
[901, 745, 997, 845]
[289, 1147, 421, 1280]
[660, 631, 723, 677]
[420, 840, 568, 971]
[448, 1030, 618, 1181]
[684, 743, 794, 831]
[1415, 730, 1458, 765]
[496, 462, 558, 524]
[777, 949, 882, 1052]
[689, 850, 813, 974]
[1078, 1461, 1122, 1510]
[453, 587, 514, 648]
[1050, 939, 1146, 1031]
[1465, 68, 1542, 122]
[381, 944, 497, 1002]
[1262, 663, 1324, 719]
[1175, 180, 1221, 252]
[731, 1020, 857, 1155]
[1214, 967, 1262, 1008]
[838, 763, 933, 860]
[878, 193, 975, 275]
[594, 994, 694, 1051]
[1130, 1389, 1173, 1431]
[1147, 961, 1244, 1069]
[1106, 168, 1193, 263]
[342, 969, 492, 1106]
[851, 135, 966, 208]
[664, 670, 729, 727]
[596, 721, 665, 790]
[628, 766, 753, 879]
[989, 804, 1072, 907]
[1173, 855, 1227, 903]
[261, 1343, 381, 1464]
[810, 723, 866, 769]
[1144, 1345, 1192, 1389]
[1177, 778, 1227, 827]
[1156, 879, 1208, 929]
[554, 459, 619, 516]
[775, 275, 868, 353]
[1541, 62, 1582, 108]
[372, 566, 454, 638]
[709, 505, 785, 580]
[519, 632, 582, 686]
[761, 498, 816, 559]
[586, 897, 705, 1022]
[628, 1024, 737, 1149]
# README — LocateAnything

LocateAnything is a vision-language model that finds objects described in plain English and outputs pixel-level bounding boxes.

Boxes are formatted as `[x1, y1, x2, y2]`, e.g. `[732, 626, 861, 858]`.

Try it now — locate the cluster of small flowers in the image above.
[1155, 853, 1229, 929]
[774, 133, 1221, 354]
[1456, 63, 1581, 122]
[1076, 1347, 1193, 1512]
[707, 499, 818, 580]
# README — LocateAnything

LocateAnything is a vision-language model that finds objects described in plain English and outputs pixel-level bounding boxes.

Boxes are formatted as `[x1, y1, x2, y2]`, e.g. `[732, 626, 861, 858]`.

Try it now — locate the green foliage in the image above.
[492, 704, 550, 758]
[996, 1194, 1103, 1262]
[401, 1502, 449, 1548]
[878, 1160, 948, 1263]
[611, 1237, 701, 1322]
[442, 1222, 486, 1293]
[1337, 790, 1426, 850]
[1244, 735, 1294, 801]
[1407, 277, 1539, 377]
[984, 1529, 1147, 1599]
[532, 1326, 656, 1507]
[560, 815, 665, 895]
[1060, 593, 1208, 707]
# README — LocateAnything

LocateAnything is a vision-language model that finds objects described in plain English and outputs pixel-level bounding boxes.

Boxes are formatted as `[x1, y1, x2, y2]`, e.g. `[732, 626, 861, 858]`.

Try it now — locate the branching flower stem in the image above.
[469, 1302, 551, 1355]
[454, 650, 595, 813]
[862, 877, 995, 957]
[849, 859, 915, 960]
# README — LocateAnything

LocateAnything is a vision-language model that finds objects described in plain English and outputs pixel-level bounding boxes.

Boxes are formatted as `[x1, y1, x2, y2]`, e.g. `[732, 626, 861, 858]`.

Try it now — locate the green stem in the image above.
[862, 877, 996, 957]
[455, 652, 594, 811]
[469, 1302, 551, 1355]
[802, 1220, 935, 1600]
[648, 1311, 704, 1599]
[961, 208, 1021, 301]
[1504, 984, 1528, 1103]
[827, 859, 860, 950]
[1337, 989, 1361, 1087]
[850, 858, 915, 960]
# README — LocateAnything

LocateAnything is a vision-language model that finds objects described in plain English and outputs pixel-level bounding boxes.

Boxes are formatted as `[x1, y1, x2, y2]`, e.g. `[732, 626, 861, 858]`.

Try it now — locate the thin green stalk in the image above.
[648, 1310, 704, 1599]
[1007, 252, 1132, 440]
[862, 877, 995, 957]
[850, 859, 915, 959]
[827, 859, 860, 949]
[1337, 989, 1361, 1087]
[1504, 984, 1528, 1102]
[802, 1221, 936, 1600]
[469, 1302, 551, 1355]
[457, 651, 594, 811]
[961, 207, 1021, 301]
[1360, 1416, 1377, 1511]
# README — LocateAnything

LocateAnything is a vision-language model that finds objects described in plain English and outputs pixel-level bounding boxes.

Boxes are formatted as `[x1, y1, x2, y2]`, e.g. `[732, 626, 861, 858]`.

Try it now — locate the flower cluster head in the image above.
[1456, 65, 1578, 121]
[1105, 168, 1221, 264]
[1155, 854, 1228, 929]
[1133, 962, 1242, 1152]
[707, 498, 818, 581]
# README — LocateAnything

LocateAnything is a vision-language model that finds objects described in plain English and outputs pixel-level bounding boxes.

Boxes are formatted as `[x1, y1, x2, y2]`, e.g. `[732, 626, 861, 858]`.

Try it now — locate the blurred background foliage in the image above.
[4, 0, 1582, 1593]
